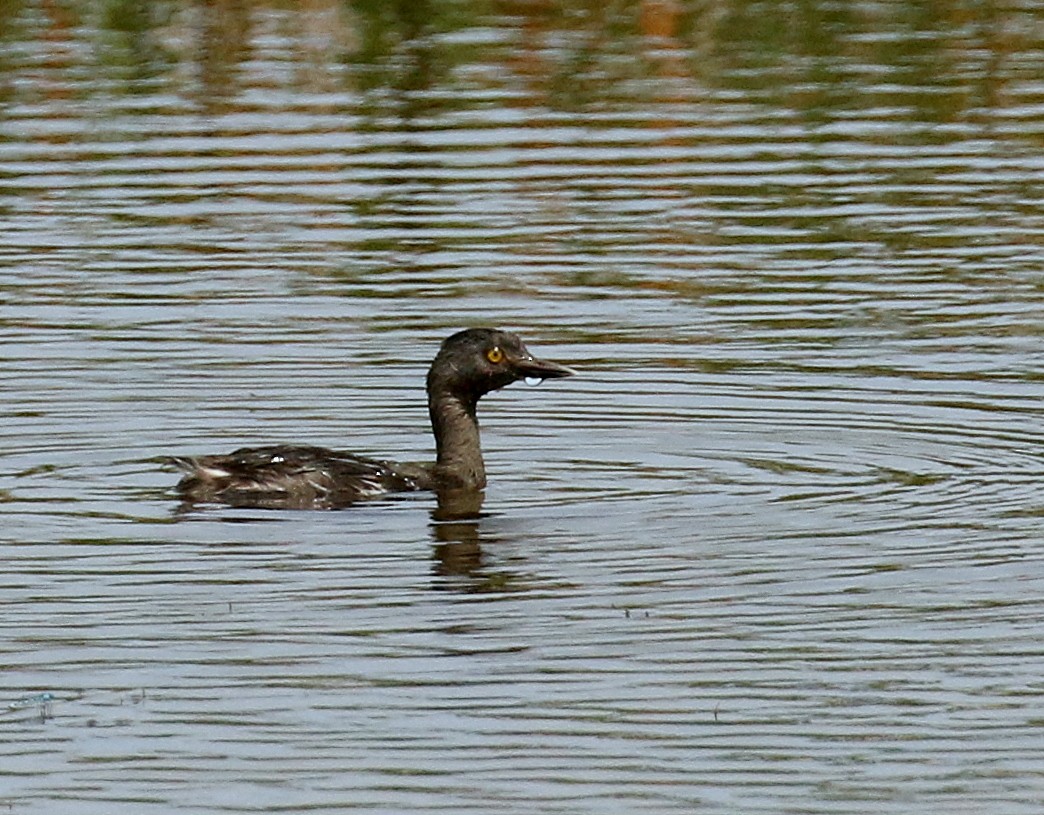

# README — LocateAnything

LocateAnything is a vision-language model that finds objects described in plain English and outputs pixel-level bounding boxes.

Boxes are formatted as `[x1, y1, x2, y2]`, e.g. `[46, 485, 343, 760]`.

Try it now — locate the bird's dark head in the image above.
[427, 328, 574, 407]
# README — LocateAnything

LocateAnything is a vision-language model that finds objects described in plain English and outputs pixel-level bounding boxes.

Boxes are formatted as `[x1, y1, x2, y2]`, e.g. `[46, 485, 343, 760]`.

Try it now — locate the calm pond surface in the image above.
[1, 1, 1043, 812]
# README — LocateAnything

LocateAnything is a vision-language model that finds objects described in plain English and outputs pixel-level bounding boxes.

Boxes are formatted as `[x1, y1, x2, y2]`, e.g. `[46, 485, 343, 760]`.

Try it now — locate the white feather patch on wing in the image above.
[198, 464, 233, 479]
[304, 473, 331, 496]
[351, 477, 387, 498]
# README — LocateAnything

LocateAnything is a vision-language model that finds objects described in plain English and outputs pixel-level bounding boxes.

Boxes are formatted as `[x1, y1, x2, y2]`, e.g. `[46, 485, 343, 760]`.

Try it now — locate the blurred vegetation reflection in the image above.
[0, 0, 1040, 135]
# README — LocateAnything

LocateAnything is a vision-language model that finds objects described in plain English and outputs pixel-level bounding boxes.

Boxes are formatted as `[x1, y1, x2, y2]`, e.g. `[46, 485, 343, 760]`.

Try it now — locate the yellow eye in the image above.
[486, 346, 504, 364]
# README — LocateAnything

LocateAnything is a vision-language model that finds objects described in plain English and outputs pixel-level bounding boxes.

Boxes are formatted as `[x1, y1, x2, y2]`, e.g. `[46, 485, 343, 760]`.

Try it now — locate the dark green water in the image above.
[1, 2, 1042, 813]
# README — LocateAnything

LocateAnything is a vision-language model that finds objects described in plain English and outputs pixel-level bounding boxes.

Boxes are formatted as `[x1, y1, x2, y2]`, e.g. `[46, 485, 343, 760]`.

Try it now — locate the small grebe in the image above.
[168, 328, 574, 508]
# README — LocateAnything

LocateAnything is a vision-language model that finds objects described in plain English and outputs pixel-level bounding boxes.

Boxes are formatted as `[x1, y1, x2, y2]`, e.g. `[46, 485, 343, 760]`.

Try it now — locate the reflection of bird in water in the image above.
[168, 328, 574, 509]
[432, 516, 486, 582]
[430, 489, 490, 588]
[430, 505, 523, 593]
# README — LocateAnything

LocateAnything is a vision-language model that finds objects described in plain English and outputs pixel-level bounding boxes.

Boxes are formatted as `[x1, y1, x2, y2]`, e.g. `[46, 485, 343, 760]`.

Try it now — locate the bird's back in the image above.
[170, 445, 432, 509]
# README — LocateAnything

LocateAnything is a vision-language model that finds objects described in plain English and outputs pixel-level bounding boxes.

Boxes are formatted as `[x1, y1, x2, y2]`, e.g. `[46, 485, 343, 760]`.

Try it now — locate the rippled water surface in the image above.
[2, 1, 1043, 812]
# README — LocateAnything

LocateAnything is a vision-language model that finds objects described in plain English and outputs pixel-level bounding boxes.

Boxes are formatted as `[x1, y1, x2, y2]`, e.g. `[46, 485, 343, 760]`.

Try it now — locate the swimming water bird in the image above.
[168, 328, 575, 508]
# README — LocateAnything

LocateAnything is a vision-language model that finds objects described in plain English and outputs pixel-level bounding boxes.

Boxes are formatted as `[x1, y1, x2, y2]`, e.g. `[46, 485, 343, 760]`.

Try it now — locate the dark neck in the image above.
[428, 390, 486, 491]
